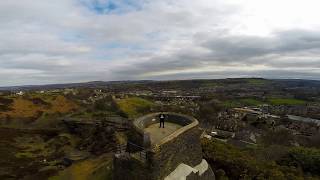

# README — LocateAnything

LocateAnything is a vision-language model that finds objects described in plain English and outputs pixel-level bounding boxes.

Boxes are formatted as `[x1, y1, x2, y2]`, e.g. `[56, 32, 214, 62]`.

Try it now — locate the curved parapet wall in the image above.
[133, 112, 197, 130]
[131, 112, 199, 149]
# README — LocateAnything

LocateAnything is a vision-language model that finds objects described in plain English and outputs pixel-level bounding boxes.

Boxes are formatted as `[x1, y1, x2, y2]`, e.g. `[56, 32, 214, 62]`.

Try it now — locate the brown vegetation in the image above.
[0, 95, 78, 121]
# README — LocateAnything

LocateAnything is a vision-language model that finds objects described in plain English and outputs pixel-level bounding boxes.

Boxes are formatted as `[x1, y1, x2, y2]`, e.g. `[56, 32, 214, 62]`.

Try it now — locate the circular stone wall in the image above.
[136, 112, 195, 126]
[129, 112, 199, 150]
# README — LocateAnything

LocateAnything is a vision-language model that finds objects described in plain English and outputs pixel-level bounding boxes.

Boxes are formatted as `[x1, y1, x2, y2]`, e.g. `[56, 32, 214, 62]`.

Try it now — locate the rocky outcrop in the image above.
[63, 116, 129, 155]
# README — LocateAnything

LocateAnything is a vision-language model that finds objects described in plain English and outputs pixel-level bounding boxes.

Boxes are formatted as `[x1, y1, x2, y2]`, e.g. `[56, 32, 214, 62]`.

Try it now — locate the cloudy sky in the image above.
[1, 0, 320, 86]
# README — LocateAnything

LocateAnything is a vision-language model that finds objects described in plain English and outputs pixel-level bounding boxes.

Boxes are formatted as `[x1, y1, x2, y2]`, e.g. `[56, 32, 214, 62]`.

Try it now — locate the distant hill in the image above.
[1, 78, 320, 91]
[272, 79, 320, 88]
[0, 80, 154, 91]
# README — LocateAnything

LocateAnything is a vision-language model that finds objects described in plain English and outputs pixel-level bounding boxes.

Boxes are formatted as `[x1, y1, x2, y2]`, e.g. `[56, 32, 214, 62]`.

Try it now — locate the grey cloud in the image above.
[138, 69, 320, 81]
[1, 0, 320, 86]
[200, 30, 320, 61]
[111, 29, 320, 79]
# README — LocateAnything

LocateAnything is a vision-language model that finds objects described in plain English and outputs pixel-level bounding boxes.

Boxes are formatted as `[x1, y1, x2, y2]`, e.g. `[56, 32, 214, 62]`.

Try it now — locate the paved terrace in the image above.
[144, 122, 183, 145]
[132, 112, 198, 148]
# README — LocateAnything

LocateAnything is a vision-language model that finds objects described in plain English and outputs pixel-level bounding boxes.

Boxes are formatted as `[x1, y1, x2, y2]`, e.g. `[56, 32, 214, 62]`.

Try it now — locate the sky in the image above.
[1, 0, 320, 86]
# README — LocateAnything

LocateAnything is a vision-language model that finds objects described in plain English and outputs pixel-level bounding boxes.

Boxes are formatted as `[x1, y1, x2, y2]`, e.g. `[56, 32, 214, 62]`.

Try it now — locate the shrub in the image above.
[116, 97, 154, 118]
[0, 97, 13, 105]
[201, 139, 306, 179]
[260, 129, 294, 146]
[278, 147, 320, 176]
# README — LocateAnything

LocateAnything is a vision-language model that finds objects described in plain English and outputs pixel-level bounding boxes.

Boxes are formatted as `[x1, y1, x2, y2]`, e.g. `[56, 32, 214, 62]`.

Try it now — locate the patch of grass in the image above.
[116, 97, 154, 118]
[0, 128, 61, 179]
[268, 98, 306, 105]
[240, 98, 265, 106]
[15, 152, 36, 158]
[223, 98, 265, 108]
[247, 79, 269, 85]
[201, 82, 217, 87]
[222, 100, 241, 108]
[14, 136, 54, 159]
[49, 154, 113, 180]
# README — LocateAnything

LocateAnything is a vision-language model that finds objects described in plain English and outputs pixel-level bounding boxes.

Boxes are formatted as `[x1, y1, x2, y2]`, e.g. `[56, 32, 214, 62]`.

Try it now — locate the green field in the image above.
[240, 98, 265, 106]
[223, 100, 241, 108]
[201, 82, 217, 87]
[268, 98, 306, 105]
[247, 79, 269, 85]
[223, 98, 265, 107]
[224, 97, 307, 107]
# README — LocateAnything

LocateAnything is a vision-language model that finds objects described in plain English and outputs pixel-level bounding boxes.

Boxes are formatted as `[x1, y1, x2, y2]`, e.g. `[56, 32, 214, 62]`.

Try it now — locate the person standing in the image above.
[159, 113, 165, 128]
